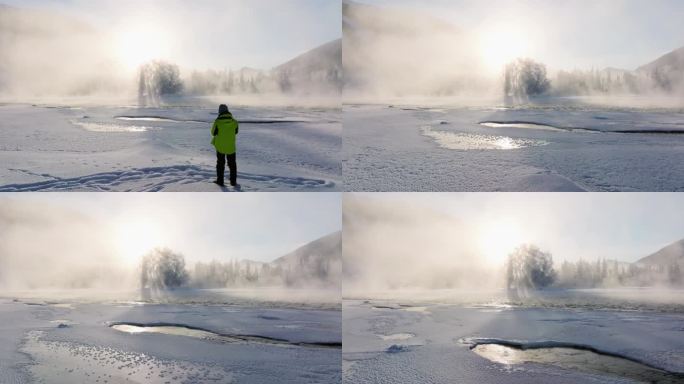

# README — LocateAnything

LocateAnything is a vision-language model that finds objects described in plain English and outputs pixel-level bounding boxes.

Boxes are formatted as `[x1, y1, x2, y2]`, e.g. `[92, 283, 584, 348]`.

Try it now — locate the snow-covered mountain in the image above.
[190, 232, 341, 288]
[636, 238, 684, 267]
[635, 46, 684, 93]
[273, 39, 342, 94]
[270, 231, 342, 287]
[637, 46, 684, 73]
[185, 40, 341, 96]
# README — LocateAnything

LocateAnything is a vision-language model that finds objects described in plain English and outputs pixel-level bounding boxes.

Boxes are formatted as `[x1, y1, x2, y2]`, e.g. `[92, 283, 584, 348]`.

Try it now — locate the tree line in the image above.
[136, 60, 342, 101]
[502, 57, 682, 100]
[506, 244, 683, 295]
[139, 248, 338, 290]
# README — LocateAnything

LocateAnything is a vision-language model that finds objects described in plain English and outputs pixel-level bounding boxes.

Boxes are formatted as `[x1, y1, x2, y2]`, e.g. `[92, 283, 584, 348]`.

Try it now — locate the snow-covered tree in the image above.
[506, 244, 556, 296]
[504, 58, 550, 100]
[140, 248, 189, 289]
[139, 61, 182, 95]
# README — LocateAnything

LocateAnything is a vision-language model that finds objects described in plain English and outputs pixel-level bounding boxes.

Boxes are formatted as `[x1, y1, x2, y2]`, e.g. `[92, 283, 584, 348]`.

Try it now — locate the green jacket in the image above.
[211, 112, 239, 155]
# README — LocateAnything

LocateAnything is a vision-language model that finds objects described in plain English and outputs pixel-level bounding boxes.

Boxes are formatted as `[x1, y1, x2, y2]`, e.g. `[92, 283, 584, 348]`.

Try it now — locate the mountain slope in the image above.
[273, 39, 342, 94]
[637, 46, 684, 73]
[635, 46, 684, 93]
[270, 231, 342, 287]
[637, 238, 684, 266]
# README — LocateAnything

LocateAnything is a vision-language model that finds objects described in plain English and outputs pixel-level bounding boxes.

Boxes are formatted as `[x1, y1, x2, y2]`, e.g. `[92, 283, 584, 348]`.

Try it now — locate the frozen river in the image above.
[0, 292, 341, 384]
[343, 102, 684, 191]
[343, 295, 684, 383]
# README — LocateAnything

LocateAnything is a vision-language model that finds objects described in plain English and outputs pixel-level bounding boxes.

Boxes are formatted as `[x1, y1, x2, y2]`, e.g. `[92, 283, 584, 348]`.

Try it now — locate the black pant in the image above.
[216, 152, 237, 185]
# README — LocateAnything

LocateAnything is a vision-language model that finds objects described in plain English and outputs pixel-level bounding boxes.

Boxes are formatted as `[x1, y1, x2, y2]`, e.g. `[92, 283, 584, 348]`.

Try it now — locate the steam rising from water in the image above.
[343, 1, 493, 99]
[343, 195, 499, 293]
[0, 198, 340, 306]
[342, 194, 684, 309]
[343, 1, 684, 104]
[0, 199, 133, 290]
[0, 5, 128, 98]
[0, 3, 341, 107]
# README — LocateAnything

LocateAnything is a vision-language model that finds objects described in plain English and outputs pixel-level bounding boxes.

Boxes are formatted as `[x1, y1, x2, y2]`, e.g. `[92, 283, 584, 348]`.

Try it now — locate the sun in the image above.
[114, 218, 164, 266]
[477, 218, 524, 266]
[115, 24, 170, 71]
[478, 25, 531, 75]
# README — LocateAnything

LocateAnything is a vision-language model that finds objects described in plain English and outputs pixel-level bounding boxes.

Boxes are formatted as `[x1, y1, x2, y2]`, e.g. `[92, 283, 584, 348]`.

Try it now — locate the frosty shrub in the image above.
[504, 58, 550, 99]
[506, 244, 556, 296]
[141, 61, 183, 95]
[140, 248, 189, 290]
[137, 61, 183, 106]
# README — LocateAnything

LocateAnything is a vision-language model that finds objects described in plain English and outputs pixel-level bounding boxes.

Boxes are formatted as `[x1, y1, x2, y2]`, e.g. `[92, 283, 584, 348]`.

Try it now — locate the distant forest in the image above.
[506, 244, 683, 294]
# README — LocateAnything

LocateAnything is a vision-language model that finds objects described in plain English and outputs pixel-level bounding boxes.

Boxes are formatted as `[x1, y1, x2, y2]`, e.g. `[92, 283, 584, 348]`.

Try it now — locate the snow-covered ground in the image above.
[0, 291, 341, 383]
[343, 102, 684, 191]
[343, 289, 684, 383]
[0, 103, 340, 191]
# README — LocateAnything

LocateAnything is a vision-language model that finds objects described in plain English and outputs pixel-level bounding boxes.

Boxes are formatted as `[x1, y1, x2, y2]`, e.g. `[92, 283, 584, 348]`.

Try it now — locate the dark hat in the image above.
[218, 104, 229, 115]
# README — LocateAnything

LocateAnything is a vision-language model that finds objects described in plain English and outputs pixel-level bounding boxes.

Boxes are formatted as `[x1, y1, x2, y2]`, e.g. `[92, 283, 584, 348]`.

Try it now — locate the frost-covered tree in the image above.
[668, 262, 682, 286]
[138, 61, 182, 94]
[137, 61, 183, 106]
[506, 244, 556, 296]
[140, 248, 189, 289]
[278, 70, 293, 93]
[156, 62, 182, 95]
[504, 58, 550, 100]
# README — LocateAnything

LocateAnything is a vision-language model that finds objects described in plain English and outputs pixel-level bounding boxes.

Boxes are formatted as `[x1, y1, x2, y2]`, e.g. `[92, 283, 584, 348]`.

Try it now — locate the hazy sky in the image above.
[1, 193, 341, 264]
[348, 193, 684, 264]
[2, 0, 341, 70]
[361, 0, 684, 71]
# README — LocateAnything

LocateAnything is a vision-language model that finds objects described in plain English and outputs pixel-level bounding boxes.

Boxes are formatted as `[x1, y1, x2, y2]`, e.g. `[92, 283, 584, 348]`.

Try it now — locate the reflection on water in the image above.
[114, 116, 208, 124]
[112, 324, 219, 340]
[421, 126, 548, 150]
[71, 121, 158, 132]
[115, 116, 178, 122]
[473, 343, 681, 383]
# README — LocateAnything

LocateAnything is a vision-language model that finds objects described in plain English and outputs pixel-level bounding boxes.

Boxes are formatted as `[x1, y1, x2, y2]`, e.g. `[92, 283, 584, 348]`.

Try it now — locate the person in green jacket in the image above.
[211, 104, 239, 186]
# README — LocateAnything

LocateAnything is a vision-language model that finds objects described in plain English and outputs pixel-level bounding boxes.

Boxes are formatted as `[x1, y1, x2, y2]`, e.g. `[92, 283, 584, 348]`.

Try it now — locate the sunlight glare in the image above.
[478, 218, 524, 266]
[115, 24, 170, 70]
[478, 25, 530, 75]
[115, 218, 164, 266]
